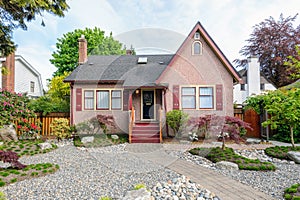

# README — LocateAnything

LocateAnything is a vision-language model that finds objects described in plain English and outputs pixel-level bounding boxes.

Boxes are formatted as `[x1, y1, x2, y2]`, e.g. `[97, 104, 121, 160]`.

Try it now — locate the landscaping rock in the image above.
[38, 142, 52, 150]
[0, 124, 18, 141]
[287, 151, 300, 164]
[81, 136, 94, 144]
[122, 188, 151, 200]
[215, 161, 239, 170]
[0, 142, 3, 146]
[246, 138, 261, 145]
[111, 134, 119, 140]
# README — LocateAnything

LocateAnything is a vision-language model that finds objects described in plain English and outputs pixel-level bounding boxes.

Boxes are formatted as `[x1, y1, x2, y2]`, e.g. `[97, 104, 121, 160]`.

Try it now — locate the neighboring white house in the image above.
[233, 57, 276, 105]
[0, 54, 44, 98]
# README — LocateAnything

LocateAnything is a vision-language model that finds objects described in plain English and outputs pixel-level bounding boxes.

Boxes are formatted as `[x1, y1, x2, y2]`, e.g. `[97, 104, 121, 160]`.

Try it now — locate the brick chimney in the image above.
[126, 49, 133, 55]
[78, 35, 87, 64]
[2, 52, 15, 91]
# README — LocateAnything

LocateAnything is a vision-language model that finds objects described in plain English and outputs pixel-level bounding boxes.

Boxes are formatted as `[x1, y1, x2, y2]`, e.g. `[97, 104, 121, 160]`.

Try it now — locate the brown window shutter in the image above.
[173, 85, 180, 110]
[216, 84, 223, 110]
[76, 88, 82, 111]
[123, 90, 129, 111]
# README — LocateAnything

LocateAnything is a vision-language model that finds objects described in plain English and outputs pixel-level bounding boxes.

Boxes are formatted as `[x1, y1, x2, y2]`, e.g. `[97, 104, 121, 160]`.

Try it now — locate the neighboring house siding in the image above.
[159, 34, 234, 117]
[14, 57, 43, 98]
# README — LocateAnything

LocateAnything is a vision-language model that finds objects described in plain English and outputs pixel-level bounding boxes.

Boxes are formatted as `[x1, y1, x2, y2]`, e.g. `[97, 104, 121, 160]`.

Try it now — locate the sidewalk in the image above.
[126, 143, 275, 200]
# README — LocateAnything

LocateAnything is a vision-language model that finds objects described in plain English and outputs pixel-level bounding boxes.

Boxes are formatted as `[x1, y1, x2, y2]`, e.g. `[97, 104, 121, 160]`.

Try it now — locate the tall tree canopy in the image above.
[0, 0, 69, 56]
[50, 27, 127, 77]
[235, 14, 300, 87]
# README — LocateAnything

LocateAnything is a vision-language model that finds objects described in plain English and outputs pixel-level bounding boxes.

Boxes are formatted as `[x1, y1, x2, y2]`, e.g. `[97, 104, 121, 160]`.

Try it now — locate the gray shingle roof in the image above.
[65, 55, 174, 87]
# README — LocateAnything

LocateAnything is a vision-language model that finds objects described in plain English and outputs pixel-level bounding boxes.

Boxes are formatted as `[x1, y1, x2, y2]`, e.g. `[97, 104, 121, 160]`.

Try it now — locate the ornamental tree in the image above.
[235, 14, 300, 87]
[0, 89, 41, 136]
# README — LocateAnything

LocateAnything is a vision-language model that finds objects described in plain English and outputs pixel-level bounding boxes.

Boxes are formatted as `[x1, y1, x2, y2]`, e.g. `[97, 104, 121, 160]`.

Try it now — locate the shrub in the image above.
[284, 183, 300, 200]
[50, 118, 71, 140]
[134, 183, 146, 190]
[0, 89, 41, 137]
[0, 151, 26, 169]
[166, 110, 189, 138]
[0, 191, 6, 199]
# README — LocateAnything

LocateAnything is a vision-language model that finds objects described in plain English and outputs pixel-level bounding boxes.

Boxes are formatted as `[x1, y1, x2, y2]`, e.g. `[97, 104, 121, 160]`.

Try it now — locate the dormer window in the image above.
[194, 32, 200, 40]
[192, 41, 202, 55]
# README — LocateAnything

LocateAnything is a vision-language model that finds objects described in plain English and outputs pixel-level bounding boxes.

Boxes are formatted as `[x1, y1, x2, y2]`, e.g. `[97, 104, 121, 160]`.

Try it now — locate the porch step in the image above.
[131, 122, 160, 143]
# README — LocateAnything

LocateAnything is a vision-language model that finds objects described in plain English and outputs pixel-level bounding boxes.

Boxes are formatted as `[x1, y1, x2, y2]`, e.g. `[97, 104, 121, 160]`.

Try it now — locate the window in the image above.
[111, 90, 122, 110]
[199, 87, 214, 109]
[240, 84, 245, 91]
[30, 81, 35, 93]
[194, 32, 200, 39]
[193, 41, 202, 55]
[260, 83, 265, 91]
[96, 90, 109, 110]
[84, 90, 94, 110]
[181, 87, 196, 109]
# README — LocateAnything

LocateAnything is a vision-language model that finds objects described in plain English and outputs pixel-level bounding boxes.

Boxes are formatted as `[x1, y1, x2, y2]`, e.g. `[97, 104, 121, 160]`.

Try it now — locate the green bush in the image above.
[166, 110, 189, 138]
[50, 118, 71, 140]
[189, 147, 276, 171]
[284, 183, 300, 200]
[0, 191, 6, 200]
[265, 146, 300, 160]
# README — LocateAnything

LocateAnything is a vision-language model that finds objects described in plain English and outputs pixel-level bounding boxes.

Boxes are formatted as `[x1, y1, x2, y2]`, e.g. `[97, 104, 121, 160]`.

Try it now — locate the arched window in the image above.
[193, 41, 202, 55]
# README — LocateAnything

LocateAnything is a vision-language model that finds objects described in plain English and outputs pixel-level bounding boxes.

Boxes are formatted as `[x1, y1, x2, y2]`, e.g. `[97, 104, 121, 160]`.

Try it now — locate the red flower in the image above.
[17, 125, 21, 129]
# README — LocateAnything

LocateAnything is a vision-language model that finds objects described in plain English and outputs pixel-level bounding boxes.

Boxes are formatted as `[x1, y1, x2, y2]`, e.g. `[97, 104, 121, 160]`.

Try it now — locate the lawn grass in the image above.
[189, 147, 276, 171]
[0, 140, 57, 157]
[265, 146, 300, 160]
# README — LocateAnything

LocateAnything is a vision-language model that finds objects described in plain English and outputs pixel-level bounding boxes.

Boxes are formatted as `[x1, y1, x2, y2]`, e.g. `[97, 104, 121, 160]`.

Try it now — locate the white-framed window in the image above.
[111, 90, 122, 110]
[84, 90, 94, 110]
[96, 90, 110, 110]
[194, 32, 200, 39]
[181, 87, 196, 109]
[192, 41, 202, 55]
[199, 87, 214, 109]
[83, 89, 122, 110]
[30, 81, 35, 93]
[180, 86, 215, 110]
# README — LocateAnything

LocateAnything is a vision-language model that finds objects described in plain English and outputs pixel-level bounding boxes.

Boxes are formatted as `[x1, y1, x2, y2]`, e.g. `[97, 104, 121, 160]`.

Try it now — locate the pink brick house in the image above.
[64, 22, 242, 143]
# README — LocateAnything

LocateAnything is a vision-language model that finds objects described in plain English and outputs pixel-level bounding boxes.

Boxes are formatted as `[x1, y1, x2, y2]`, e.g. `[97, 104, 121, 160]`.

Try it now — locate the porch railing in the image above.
[129, 106, 135, 143]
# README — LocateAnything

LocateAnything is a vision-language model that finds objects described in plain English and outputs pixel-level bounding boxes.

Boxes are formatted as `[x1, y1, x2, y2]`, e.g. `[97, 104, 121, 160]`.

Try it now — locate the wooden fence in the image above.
[15, 109, 261, 138]
[15, 112, 70, 137]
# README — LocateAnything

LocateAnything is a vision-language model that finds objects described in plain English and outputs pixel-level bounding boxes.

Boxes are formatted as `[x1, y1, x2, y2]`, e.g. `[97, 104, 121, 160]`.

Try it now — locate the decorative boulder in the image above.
[122, 188, 151, 200]
[81, 136, 94, 144]
[38, 142, 52, 150]
[246, 138, 261, 145]
[111, 135, 119, 140]
[0, 124, 18, 141]
[216, 161, 239, 170]
[287, 151, 300, 164]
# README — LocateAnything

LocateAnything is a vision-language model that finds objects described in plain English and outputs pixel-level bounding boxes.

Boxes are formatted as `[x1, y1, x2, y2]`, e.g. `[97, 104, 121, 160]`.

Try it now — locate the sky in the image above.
[13, 0, 300, 90]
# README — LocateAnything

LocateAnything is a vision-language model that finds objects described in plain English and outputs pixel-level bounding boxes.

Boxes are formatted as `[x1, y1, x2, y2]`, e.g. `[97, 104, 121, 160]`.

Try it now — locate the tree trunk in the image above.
[290, 125, 295, 148]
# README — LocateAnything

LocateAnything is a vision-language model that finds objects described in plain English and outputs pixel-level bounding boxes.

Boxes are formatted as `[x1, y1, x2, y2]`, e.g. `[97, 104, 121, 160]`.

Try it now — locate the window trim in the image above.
[30, 81, 35, 93]
[111, 90, 122, 110]
[83, 89, 123, 111]
[192, 41, 202, 55]
[84, 90, 95, 110]
[181, 87, 196, 109]
[180, 85, 215, 110]
[96, 90, 110, 110]
[199, 87, 214, 109]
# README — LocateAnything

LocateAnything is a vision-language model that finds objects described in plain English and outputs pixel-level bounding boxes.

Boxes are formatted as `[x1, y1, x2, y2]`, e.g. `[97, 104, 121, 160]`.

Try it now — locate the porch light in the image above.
[135, 89, 139, 94]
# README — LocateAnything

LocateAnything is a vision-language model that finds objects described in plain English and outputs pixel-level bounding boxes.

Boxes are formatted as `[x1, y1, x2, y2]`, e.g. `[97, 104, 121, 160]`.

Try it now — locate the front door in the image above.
[142, 90, 155, 120]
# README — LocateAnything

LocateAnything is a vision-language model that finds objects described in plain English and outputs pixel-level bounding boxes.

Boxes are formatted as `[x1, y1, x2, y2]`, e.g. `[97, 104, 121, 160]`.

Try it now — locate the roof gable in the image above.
[156, 21, 242, 84]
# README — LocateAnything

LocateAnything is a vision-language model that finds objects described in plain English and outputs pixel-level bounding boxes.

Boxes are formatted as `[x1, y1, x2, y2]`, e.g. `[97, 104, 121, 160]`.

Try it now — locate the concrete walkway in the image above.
[126, 143, 275, 200]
